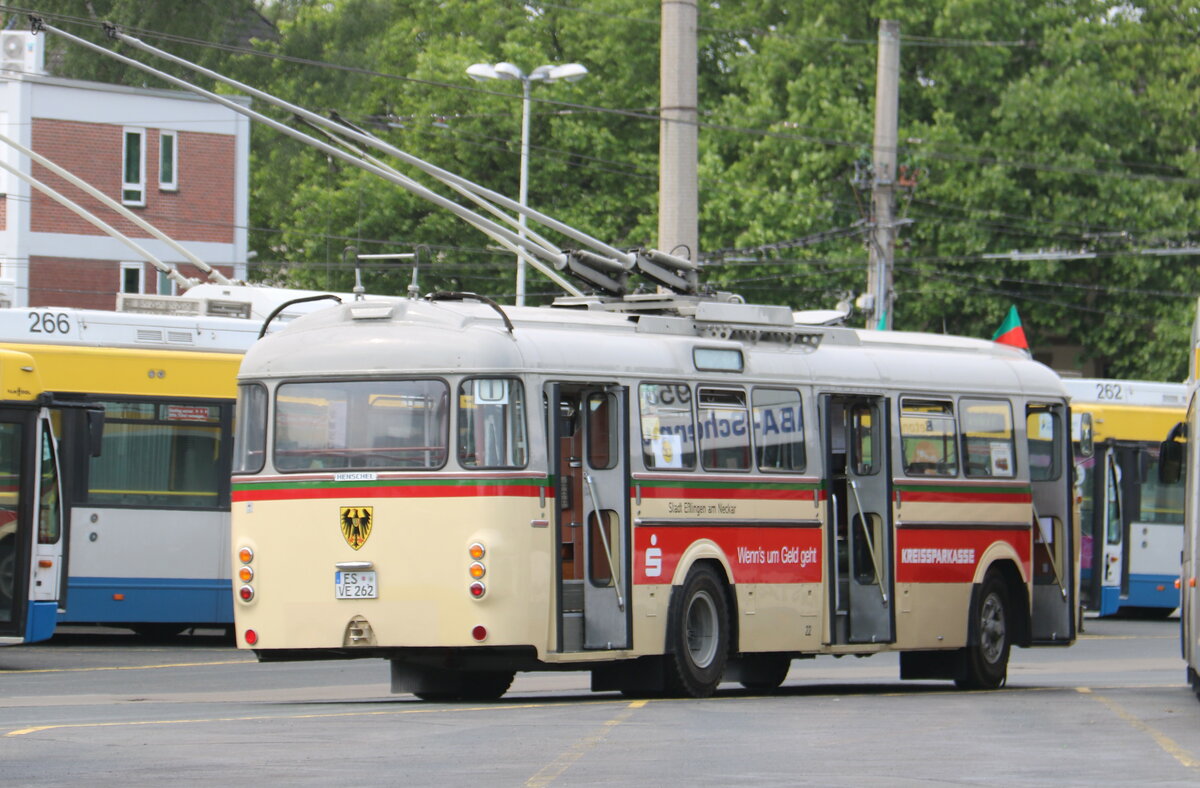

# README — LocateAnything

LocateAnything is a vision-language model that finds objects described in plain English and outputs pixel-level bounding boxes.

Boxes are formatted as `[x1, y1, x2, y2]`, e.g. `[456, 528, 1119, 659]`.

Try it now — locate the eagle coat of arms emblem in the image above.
[339, 506, 373, 550]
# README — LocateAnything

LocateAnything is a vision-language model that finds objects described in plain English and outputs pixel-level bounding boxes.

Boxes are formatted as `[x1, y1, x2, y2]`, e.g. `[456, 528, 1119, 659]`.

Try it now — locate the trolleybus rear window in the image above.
[234, 383, 267, 475]
[458, 378, 528, 469]
[275, 380, 449, 471]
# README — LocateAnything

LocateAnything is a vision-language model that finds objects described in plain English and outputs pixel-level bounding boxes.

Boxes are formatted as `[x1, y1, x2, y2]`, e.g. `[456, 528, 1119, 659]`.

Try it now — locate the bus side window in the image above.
[639, 383, 696, 470]
[698, 388, 750, 471]
[753, 388, 805, 472]
[960, 398, 1016, 478]
[900, 399, 957, 476]
[1025, 406, 1062, 482]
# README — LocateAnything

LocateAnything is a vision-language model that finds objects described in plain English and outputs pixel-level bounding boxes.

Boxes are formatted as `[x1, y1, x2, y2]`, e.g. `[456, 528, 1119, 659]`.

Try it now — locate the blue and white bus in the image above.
[1068, 378, 1186, 617]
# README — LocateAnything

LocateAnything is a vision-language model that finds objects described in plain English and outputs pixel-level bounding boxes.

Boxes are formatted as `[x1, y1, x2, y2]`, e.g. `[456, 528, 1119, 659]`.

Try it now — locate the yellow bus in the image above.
[0, 289, 372, 637]
[1065, 379, 1186, 617]
[230, 295, 1078, 699]
[0, 306, 252, 636]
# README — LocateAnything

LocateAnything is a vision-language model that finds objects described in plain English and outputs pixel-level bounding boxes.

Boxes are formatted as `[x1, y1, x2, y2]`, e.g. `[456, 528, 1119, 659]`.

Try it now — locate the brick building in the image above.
[0, 32, 250, 309]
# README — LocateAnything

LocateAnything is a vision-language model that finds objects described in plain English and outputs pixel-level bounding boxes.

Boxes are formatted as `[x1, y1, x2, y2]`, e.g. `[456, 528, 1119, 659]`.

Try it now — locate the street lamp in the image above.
[467, 61, 588, 305]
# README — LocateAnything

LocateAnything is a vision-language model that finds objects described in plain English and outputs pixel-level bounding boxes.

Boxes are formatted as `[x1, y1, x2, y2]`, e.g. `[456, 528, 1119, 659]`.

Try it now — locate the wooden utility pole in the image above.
[867, 19, 900, 330]
[659, 0, 698, 262]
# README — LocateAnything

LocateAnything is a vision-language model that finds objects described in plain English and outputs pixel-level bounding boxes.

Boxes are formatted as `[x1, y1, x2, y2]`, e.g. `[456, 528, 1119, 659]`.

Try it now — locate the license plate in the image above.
[334, 570, 377, 599]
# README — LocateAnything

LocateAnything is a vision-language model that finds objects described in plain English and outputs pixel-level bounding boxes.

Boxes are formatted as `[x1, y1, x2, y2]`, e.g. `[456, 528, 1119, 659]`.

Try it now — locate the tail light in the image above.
[469, 543, 487, 599]
[237, 546, 255, 604]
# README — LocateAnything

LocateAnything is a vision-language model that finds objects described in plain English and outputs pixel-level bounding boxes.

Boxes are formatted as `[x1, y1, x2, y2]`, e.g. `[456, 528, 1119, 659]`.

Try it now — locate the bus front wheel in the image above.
[956, 570, 1011, 690]
[665, 564, 730, 698]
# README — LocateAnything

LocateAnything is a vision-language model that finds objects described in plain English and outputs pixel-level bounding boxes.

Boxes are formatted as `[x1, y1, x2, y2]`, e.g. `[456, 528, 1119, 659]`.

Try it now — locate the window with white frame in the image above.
[122, 127, 145, 206]
[120, 262, 144, 294]
[156, 270, 176, 295]
[158, 130, 177, 191]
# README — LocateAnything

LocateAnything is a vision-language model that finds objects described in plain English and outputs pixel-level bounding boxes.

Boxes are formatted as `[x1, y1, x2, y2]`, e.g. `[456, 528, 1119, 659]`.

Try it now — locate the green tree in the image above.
[21, 0, 1200, 378]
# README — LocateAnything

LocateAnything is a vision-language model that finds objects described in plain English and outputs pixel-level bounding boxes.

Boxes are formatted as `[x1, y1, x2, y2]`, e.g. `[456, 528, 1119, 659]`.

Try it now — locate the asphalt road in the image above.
[1, 616, 1197, 786]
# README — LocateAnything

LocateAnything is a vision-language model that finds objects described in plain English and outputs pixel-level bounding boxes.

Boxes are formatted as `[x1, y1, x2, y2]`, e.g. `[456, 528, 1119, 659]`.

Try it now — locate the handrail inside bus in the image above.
[848, 479, 888, 604]
[584, 472, 625, 612]
[1033, 505, 1068, 601]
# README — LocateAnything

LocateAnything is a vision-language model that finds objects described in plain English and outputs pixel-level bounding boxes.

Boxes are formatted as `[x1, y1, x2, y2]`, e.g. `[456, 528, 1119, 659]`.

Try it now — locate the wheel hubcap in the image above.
[685, 589, 719, 669]
[979, 592, 1006, 664]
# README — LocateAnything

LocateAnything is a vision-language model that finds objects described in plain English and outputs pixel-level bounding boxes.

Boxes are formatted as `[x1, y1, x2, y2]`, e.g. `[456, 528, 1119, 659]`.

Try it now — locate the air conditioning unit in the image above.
[0, 32, 45, 76]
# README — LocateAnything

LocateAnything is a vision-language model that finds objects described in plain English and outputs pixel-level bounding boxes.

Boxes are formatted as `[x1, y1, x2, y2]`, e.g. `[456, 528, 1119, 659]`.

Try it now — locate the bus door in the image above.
[0, 409, 30, 640]
[1115, 444, 1142, 603]
[0, 408, 63, 643]
[1026, 403, 1075, 642]
[822, 395, 894, 645]
[549, 383, 630, 652]
[1094, 445, 1124, 612]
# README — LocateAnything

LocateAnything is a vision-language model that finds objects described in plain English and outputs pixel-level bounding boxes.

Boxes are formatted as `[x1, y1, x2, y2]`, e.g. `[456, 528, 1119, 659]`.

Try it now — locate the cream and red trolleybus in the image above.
[230, 293, 1077, 700]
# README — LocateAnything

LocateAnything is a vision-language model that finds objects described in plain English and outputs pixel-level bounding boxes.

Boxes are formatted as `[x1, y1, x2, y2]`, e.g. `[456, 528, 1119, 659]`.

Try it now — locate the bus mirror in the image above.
[1158, 421, 1185, 485]
[1076, 413, 1093, 458]
[87, 408, 104, 458]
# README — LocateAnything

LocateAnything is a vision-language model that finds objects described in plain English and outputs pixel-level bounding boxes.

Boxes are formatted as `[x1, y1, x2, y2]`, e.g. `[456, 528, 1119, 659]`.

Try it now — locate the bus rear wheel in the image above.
[956, 570, 1011, 690]
[665, 564, 730, 698]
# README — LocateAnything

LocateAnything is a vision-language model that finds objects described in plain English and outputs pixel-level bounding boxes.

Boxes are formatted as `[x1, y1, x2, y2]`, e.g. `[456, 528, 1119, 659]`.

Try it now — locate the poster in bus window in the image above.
[653, 433, 683, 469]
[990, 441, 1013, 476]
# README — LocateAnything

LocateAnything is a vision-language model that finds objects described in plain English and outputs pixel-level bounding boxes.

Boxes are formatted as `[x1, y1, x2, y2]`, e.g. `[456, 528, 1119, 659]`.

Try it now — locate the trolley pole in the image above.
[658, 0, 699, 263]
[867, 19, 900, 330]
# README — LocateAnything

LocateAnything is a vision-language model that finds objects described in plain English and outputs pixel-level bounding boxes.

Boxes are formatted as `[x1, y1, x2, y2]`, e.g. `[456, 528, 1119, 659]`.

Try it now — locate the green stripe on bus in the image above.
[233, 477, 550, 492]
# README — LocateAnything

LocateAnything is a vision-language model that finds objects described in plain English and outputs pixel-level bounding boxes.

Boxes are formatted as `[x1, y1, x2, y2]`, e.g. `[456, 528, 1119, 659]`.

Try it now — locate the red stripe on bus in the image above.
[633, 525, 823, 585]
[898, 490, 1031, 504]
[895, 529, 1031, 583]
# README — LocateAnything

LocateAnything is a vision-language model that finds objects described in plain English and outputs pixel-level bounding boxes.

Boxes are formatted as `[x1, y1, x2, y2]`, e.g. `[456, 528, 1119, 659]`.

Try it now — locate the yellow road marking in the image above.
[1076, 687, 1200, 770]
[0, 660, 255, 675]
[525, 700, 648, 787]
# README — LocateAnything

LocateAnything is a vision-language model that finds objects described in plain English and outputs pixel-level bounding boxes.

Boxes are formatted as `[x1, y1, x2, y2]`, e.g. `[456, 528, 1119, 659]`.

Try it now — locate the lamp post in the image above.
[467, 61, 588, 306]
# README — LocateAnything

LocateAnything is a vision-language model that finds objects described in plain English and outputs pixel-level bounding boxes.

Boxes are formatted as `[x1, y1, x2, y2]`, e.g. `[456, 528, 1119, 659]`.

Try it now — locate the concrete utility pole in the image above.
[867, 19, 900, 330]
[659, 0, 699, 262]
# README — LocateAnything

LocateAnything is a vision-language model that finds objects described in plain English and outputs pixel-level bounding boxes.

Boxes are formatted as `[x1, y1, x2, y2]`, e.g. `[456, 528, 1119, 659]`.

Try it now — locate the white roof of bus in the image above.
[0, 285, 382, 354]
[240, 298, 1068, 401]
